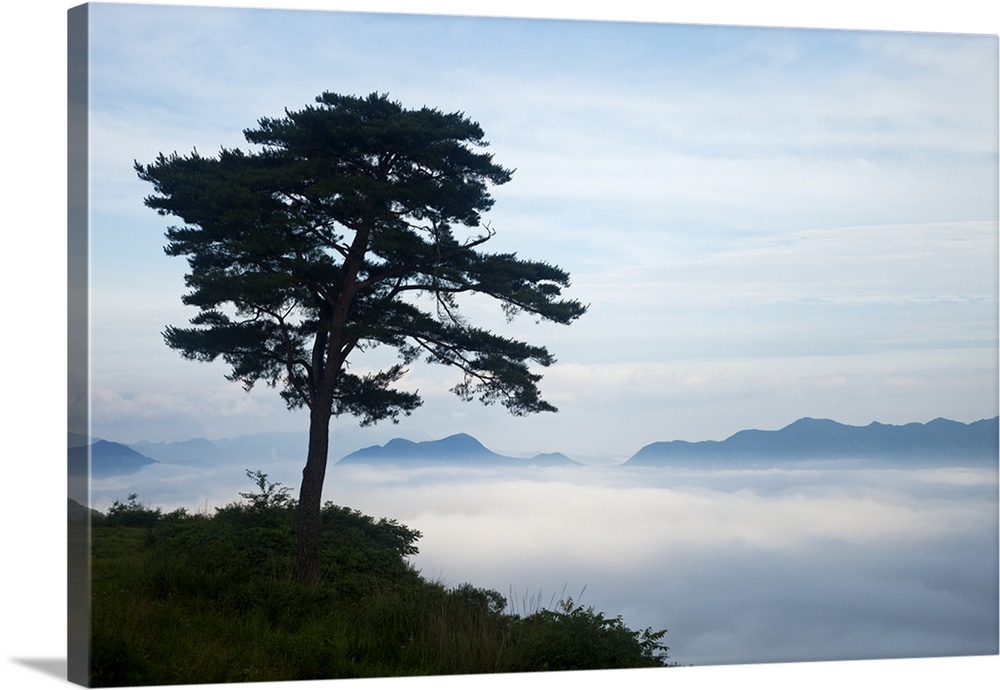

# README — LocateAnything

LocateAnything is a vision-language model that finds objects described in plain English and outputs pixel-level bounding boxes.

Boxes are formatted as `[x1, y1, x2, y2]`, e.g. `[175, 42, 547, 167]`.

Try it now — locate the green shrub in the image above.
[238, 469, 294, 511]
[103, 493, 162, 528]
[450, 582, 507, 617]
[509, 597, 671, 671]
[318, 503, 422, 585]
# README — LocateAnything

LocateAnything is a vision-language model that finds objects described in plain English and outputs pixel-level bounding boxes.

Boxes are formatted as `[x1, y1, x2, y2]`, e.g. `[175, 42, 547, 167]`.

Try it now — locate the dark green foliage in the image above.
[450, 581, 508, 617]
[135, 91, 586, 422]
[101, 493, 162, 528]
[89, 475, 675, 685]
[237, 468, 294, 511]
[513, 598, 672, 671]
[89, 635, 154, 686]
[318, 504, 422, 585]
[140, 475, 421, 594]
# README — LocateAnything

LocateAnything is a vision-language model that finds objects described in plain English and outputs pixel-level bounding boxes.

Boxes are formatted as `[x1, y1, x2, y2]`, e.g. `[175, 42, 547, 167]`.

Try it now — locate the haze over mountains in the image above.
[129, 433, 308, 467]
[71, 416, 998, 477]
[626, 417, 999, 468]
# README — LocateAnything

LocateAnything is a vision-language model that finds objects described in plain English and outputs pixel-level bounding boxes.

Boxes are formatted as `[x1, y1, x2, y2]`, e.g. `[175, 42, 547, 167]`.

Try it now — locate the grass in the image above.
[85, 476, 676, 685]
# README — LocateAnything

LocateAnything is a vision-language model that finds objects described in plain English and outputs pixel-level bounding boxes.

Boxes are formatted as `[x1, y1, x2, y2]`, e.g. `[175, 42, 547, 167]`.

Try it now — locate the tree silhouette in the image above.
[136, 92, 587, 583]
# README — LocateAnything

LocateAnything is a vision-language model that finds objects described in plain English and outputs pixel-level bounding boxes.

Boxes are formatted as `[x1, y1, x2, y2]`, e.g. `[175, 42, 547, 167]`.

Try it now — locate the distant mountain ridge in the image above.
[77, 416, 996, 477]
[129, 432, 309, 467]
[68, 497, 103, 523]
[127, 428, 435, 467]
[336, 433, 580, 468]
[625, 417, 999, 467]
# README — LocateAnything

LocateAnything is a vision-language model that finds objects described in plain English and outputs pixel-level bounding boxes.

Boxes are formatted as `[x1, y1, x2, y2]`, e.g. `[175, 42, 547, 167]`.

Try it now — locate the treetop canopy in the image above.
[135, 91, 586, 424]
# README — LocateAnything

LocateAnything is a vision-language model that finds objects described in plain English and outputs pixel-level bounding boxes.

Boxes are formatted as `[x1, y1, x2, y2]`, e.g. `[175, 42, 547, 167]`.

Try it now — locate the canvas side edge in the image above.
[68, 4, 91, 687]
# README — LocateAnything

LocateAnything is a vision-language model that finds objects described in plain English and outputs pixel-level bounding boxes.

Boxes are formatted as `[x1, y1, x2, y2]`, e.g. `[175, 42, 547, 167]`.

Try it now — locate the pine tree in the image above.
[136, 92, 587, 583]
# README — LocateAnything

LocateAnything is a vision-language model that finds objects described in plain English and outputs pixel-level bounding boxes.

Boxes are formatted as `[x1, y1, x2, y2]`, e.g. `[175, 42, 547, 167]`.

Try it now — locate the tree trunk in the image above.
[297, 260, 356, 586]
[296, 402, 333, 586]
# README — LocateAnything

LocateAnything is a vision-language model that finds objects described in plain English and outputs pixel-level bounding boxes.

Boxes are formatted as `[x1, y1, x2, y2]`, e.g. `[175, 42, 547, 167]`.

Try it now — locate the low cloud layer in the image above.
[92, 458, 999, 667]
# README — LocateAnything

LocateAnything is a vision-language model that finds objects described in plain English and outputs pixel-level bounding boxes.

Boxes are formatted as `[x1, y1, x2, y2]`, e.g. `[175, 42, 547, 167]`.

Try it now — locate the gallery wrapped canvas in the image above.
[64, 2, 997, 689]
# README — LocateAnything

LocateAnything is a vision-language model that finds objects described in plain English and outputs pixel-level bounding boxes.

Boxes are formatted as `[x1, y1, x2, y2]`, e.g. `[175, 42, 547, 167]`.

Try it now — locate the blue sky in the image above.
[83, 2, 998, 461]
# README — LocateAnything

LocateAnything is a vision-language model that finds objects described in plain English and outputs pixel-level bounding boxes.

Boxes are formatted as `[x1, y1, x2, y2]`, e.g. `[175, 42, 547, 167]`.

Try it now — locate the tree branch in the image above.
[353, 226, 494, 294]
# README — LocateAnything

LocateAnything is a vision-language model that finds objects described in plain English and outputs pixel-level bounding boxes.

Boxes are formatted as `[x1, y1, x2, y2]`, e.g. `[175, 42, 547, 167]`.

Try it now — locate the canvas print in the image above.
[67, 2, 999, 687]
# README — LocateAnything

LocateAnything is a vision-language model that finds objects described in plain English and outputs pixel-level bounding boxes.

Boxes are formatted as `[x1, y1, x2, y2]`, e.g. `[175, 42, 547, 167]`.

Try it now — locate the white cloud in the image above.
[346, 464, 998, 664]
[661, 221, 998, 307]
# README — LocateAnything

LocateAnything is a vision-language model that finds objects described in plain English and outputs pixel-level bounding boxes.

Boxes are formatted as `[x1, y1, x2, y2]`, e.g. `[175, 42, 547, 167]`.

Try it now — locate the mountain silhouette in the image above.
[68, 440, 159, 478]
[68, 497, 103, 523]
[129, 432, 310, 467]
[336, 433, 580, 467]
[625, 417, 999, 467]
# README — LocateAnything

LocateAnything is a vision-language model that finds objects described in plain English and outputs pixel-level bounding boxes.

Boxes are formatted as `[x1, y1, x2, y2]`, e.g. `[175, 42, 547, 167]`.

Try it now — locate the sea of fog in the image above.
[88, 456, 999, 667]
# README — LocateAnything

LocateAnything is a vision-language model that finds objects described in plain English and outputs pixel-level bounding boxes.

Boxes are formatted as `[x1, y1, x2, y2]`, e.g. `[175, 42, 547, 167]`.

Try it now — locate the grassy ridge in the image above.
[86, 474, 675, 685]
